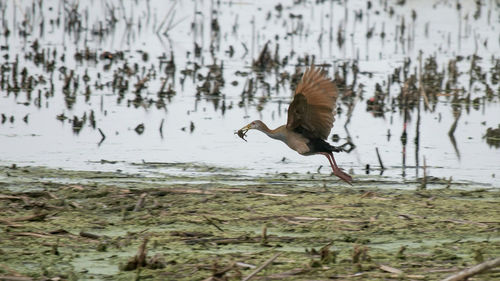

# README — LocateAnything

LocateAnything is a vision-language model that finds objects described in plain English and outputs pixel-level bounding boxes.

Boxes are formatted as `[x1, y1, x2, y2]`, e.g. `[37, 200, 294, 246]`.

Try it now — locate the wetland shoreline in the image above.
[0, 165, 498, 280]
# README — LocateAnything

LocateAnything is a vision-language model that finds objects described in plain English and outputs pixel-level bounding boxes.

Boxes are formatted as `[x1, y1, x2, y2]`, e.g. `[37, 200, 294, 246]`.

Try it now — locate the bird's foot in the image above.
[333, 141, 355, 153]
[333, 168, 353, 185]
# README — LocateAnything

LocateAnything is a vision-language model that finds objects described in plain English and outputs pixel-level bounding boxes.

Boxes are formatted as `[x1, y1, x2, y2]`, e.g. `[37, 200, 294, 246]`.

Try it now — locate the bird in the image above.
[237, 65, 352, 184]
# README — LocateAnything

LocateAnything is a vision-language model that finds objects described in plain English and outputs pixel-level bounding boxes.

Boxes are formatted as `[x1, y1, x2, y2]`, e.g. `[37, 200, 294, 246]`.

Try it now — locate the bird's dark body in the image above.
[307, 138, 340, 154]
[293, 126, 340, 155]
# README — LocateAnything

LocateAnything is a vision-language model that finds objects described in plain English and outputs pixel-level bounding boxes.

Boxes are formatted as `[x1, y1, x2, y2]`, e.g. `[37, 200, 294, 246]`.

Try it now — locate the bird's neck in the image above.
[258, 124, 287, 142]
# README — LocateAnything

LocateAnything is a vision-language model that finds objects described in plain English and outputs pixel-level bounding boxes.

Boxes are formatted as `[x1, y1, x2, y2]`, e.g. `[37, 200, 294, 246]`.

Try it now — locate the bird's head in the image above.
[236, 120, 264, 141]
[246, 120, 265, 130]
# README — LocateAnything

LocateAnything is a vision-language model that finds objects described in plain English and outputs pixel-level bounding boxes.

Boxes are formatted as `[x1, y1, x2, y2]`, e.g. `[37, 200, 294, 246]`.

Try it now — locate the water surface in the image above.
[0, 0, 499, 186]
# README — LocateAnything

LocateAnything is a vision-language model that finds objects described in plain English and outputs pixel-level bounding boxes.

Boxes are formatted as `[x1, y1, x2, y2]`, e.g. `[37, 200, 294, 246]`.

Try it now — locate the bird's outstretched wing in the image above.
[287, 65, 338, 140]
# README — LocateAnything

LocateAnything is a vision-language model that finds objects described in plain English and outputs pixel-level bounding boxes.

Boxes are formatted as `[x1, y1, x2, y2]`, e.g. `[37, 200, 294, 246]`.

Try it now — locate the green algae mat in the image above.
[0, 165, 499, 280]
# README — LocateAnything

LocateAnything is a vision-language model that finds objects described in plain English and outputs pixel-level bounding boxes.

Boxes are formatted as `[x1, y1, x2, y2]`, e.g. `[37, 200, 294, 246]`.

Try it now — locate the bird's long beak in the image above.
[235, 124, 251, 141]
[240, 124, 251, 131]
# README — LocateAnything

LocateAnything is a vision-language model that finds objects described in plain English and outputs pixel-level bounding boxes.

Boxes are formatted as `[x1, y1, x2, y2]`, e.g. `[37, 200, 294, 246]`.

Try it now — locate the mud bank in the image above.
[0, 165, 499, 280]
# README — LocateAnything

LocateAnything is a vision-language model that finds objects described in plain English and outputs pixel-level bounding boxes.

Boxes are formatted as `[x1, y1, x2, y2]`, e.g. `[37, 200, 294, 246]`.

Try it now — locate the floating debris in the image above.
[484, 125, 500, 148]
[134, 123, 145, 135]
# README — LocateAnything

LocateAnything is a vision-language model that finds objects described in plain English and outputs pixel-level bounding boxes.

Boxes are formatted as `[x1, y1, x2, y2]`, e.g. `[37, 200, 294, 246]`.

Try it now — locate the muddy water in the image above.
[0, 0, 499, 186]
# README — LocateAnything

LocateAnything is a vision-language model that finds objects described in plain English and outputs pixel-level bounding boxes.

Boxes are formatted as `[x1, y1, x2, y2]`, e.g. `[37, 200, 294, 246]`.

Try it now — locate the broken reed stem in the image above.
[446, 176, 453, 189]
[79, 231, 100, 240]
[375, 147, 385, 170]
[156, 2, 176, 34]
[379, 264, 403, 274]
[137, 238, 149, 267]
[418, 50, 431, 111]
[261, 225, 268, 245]
[203, 215, 224, 232]
[0, 276, 33, 281]
[242, 253, 281, 281]
[421, 156, 427, 189]
[441, 257, 500, 281]
[159, 118, 164, 138]
[133, 193, 148, 212]
[98, 128, 106, 144]
[448, 110, 461, 137]
[7, 212, 47, 222]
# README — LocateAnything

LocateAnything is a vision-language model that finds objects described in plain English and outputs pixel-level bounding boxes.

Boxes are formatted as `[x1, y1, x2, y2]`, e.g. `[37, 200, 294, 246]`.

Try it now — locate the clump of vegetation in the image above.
[485, 124, 500, 148]
[0, 165, 499, 280]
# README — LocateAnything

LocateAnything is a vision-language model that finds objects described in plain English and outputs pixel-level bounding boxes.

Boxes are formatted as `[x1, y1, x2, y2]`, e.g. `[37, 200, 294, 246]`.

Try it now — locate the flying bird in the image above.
[237, 65, 352, 184]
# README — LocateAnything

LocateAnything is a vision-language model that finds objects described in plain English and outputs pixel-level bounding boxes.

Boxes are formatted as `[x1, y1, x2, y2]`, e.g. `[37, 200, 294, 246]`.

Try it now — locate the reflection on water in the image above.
[0, 0, 499, 186]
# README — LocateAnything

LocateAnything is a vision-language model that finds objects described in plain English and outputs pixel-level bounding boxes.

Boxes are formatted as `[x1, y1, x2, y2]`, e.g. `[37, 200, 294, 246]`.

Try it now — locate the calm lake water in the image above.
[1, 0, 499, 187]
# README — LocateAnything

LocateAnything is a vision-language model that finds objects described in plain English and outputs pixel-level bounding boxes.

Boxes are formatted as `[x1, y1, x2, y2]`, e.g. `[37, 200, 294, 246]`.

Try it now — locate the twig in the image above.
[418, 51, 431, 111]
[379, 264, 403, 274]
[159, 118, 164, 138]
[203, 215, 224, 232]
[441, 257, 500, 281]
[122, 238, 149, 271]
[183, 234, 296, 245]
[136, 238, 149, 267]
[155, 188, 214, 195]
[241, 42, 249, 58]
[262, 268, 308, 279]
[261, 225, 268, 245]
[133, 193, 148, 212]
[0, 277, 33, 281]
[0, 220, 23, 227]
[440, 219, 490, 228]
[156, 2, 176, 34]
[235, 262, 256, 269]
[398, 214, 413, 220]
[79, 231, 100, 240]
[163, 15, 188, 35]
[13, 232, 52, 238]
[427, 268, 460, 273]
[421, 156, 427, 190]
[69, 201, 82, 209]
[98, 128, 106, 145]
[445, 176, 453, 188]
[329, 272, 366, 279]
[252, 192, 287, 197]
[242, 253, 281, 281]
[448, 110, 461, 159]
[9, 213, 48, 222]
[448, 110, 461, 137]
[375, 147, 385, 170]
[0, 195, 26, 201]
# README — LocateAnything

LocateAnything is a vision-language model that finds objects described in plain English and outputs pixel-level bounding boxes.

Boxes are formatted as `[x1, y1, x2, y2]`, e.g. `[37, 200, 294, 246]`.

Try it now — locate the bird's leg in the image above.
[320, 152, 353, 185]
[329, 153, 353, 184]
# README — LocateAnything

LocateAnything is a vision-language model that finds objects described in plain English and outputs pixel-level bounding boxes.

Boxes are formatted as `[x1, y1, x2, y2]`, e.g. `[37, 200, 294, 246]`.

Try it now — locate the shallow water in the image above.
[0, 0, 499, 186]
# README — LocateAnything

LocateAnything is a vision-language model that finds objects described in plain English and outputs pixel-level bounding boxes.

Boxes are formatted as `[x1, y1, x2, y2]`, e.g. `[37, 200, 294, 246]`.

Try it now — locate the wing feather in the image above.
[286, 65, 338, 139]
